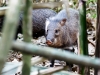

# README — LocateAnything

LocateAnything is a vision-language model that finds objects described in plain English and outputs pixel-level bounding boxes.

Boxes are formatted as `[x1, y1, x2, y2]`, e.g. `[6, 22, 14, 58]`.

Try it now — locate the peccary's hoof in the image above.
[65, 61, 73, 71]
[66, 66, 72, 71]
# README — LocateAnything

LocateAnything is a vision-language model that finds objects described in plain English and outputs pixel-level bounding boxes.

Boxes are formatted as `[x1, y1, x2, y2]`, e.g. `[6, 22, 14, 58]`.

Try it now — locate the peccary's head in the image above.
[45, 17, 72, 48]
[45, 9, 79, 48]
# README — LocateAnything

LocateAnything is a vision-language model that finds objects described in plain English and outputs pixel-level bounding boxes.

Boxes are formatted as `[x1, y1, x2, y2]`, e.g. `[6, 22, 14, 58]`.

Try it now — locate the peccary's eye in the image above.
[45, 30, 48, 36]
[55, 29, 60, 37]
[55, 29, 59, 37]
[47, 30, 48, 32]
[46, 30, 48, 34]
[55, 29, 59, 33]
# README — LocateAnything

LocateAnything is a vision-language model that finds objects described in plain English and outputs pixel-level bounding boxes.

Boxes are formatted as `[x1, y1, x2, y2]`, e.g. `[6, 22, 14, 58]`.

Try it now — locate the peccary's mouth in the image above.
[47, 42, 63, 48]
[46, 36, 65, 47]
[46, 38, 63, 48]
[46, 41, 63, 48]
[48, 45, 65, 48]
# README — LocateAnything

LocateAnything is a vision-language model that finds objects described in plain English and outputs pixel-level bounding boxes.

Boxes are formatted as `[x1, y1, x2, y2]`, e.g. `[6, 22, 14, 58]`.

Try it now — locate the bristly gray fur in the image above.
[45, 8, 79, 48]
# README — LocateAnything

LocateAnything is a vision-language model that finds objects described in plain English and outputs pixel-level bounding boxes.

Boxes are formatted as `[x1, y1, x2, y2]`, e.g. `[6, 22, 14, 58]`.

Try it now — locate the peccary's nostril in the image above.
[46, 40, 52, 45]
[51, 39, 54, 42]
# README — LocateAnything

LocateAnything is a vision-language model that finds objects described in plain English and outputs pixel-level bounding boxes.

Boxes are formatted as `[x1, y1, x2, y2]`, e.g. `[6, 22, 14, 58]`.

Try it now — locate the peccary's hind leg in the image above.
[66, 62, 73, 71]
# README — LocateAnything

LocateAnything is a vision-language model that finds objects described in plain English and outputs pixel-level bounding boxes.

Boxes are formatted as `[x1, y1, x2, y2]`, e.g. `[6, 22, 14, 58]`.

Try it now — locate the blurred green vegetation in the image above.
[69, 0, 97, 19]
[0, 0, 97, 19]
[86, 0, 97, 19]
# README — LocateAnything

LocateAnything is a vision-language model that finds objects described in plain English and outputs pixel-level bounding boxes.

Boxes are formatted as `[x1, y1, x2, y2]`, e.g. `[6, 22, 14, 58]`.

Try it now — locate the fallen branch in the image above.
[12, 41, 100, 69]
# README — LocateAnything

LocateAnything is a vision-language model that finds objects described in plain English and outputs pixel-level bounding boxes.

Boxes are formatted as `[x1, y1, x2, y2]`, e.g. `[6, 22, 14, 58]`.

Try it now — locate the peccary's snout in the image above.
[46, 40, 52, 45]
[46, 39, 54, 46]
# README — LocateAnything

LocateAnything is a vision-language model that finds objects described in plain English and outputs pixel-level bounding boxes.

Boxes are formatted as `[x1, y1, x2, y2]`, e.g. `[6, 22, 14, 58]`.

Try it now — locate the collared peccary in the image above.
[45, 8, 79, 68]
[0, 9, 57, 39]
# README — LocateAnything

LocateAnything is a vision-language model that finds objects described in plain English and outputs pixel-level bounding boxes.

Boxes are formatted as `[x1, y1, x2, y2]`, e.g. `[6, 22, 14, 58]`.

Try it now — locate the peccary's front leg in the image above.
[64, 47, 75, 70]
[50, 48, 75, 68]
[50, 60, 54, 67]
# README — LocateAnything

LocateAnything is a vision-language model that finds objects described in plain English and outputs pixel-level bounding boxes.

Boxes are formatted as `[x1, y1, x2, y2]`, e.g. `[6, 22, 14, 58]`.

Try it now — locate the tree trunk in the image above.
[95, 0, 100, 75]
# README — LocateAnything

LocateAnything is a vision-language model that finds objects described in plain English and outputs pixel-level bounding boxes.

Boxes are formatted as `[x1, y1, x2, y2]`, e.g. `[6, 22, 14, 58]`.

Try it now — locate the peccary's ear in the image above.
[60, 18, 66, 26]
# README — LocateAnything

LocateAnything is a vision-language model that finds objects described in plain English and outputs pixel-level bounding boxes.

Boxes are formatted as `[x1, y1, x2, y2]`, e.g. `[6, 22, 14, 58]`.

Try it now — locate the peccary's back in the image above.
[0, 9, 57, 39]
[67, 8, 79, 31]
[50, 8, 79, 27]
[33, 9, 57, 33]
[19, 9, 57, 38]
